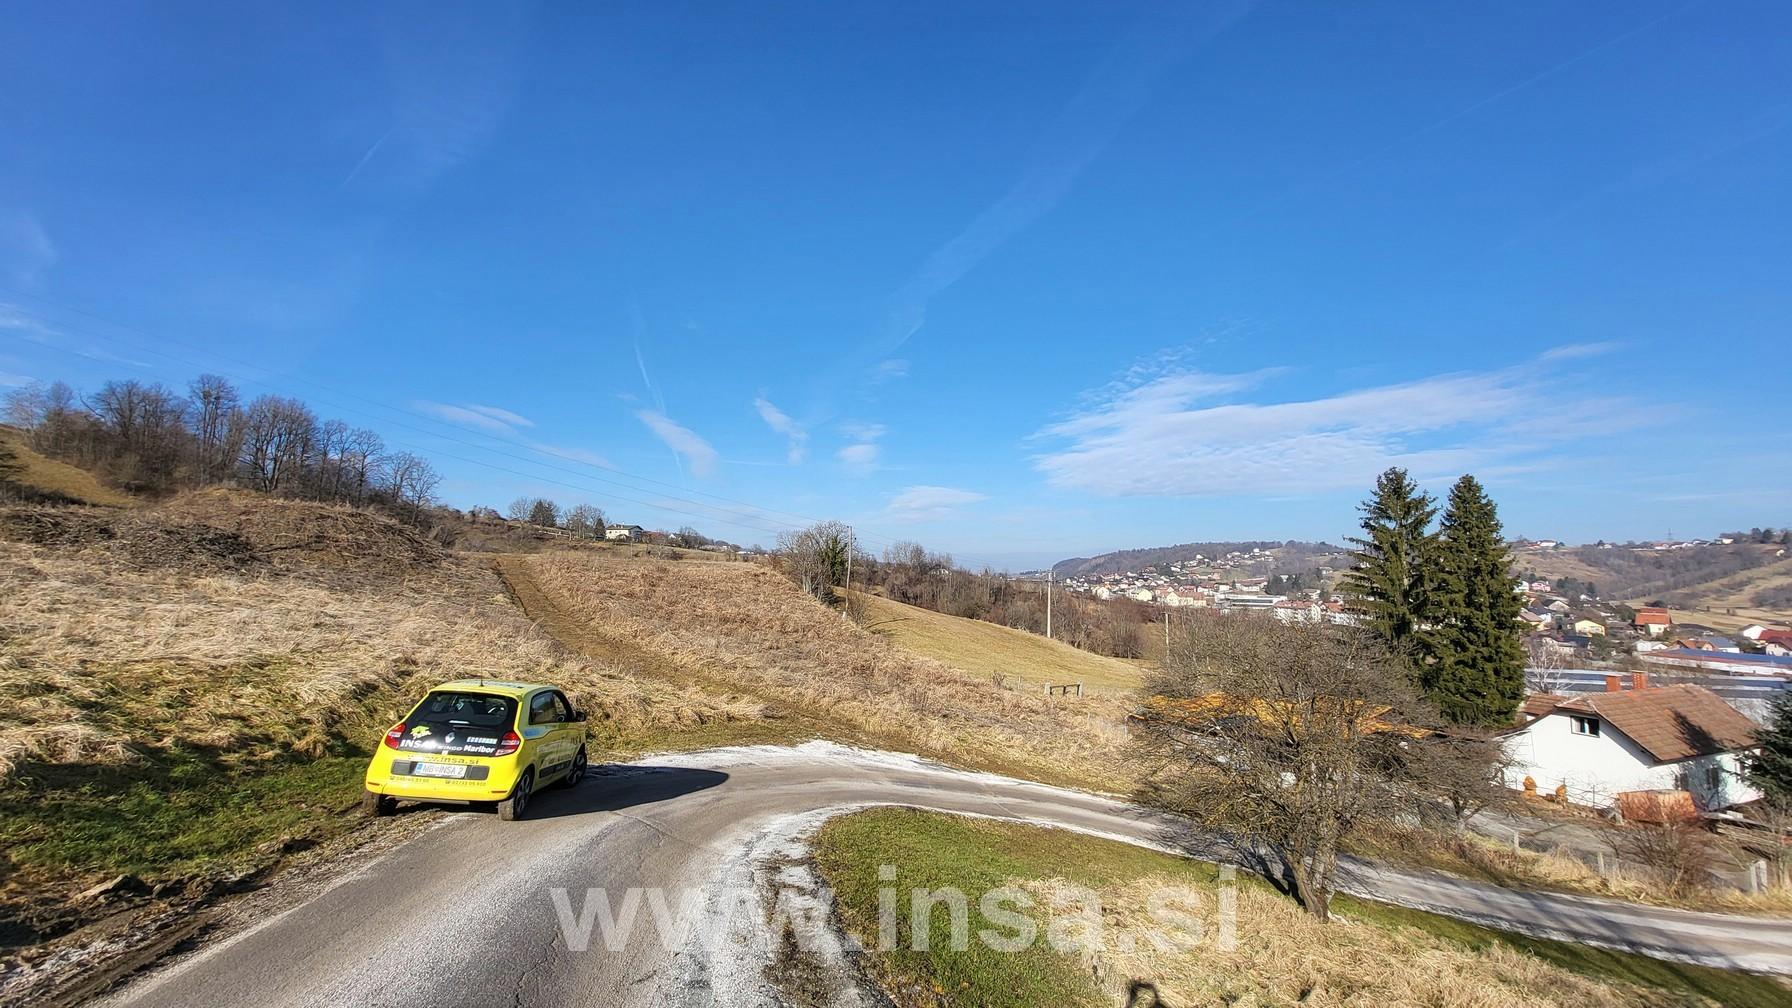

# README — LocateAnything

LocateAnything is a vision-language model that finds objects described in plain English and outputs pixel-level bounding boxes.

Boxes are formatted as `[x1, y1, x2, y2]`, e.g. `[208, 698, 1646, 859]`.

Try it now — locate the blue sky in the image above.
[2, 1, 1788, 570]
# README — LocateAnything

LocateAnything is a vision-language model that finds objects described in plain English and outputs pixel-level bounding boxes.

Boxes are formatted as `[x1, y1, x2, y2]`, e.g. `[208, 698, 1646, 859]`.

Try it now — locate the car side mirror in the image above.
[574, 710, 589, 722]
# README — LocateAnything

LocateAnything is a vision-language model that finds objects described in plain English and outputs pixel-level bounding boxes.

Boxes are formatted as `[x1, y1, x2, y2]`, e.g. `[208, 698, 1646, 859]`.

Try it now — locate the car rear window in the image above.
[397, 691, 518, 756]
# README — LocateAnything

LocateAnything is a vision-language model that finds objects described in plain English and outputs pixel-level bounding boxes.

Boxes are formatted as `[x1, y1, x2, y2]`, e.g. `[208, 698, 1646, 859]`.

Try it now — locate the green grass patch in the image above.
[0, 750, 369, 882]
[814, 808, 1790, 1008]
[814, 808, 1115, 1008]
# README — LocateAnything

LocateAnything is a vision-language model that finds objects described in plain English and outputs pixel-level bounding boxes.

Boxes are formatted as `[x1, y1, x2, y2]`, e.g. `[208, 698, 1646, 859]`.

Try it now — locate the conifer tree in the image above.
[1745, 690, 1792, 803]
[1342, 468, 1437, 664]
[1427, 475, 1526, 726]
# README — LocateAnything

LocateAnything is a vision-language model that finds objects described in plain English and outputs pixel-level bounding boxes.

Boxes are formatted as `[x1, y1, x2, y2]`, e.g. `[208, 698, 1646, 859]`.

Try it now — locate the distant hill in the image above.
[1516, 543, 1786, 602]
[1052, 540, 1345, 579]
[1518, 541, 1792, 632]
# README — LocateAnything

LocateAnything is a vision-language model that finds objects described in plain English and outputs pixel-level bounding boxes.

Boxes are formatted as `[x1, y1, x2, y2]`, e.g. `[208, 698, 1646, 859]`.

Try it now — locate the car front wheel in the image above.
[498, 769, 534, 821]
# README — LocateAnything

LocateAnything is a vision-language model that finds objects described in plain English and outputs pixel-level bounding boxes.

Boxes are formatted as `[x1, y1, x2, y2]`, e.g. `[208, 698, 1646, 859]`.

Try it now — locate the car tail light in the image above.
[383, 723, 406, 749]
[495, 731, 522, 757]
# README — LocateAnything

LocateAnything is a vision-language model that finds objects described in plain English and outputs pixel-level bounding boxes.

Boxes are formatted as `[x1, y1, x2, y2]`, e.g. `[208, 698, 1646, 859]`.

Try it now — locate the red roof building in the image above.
[1633, 606, 1672, 636]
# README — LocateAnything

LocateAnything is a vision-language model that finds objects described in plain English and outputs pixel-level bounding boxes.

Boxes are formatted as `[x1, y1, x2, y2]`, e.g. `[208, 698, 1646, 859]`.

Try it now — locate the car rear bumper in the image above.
[364, 753, 521, 800]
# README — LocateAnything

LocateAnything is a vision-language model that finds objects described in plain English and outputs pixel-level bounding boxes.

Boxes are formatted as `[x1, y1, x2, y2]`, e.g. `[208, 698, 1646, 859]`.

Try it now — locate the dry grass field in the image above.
[0, 491, 753, 948]
[855, 591, 1146, 692]
[0, 426, 138, 508]
[815, 809, 1787, 1008]
[511, 552, 1134, 790]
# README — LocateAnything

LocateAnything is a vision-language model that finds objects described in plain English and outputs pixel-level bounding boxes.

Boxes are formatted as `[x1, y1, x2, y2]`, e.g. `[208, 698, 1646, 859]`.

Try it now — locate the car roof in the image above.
[427, 679, 557, 699]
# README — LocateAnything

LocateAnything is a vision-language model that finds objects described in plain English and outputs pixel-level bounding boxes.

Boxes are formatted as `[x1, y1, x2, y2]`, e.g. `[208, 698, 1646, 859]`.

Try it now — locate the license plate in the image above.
[412, 763, 467, 779]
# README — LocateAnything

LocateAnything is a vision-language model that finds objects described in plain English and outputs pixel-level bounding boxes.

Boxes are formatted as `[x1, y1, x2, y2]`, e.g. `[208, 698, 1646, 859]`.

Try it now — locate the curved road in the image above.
[96, 743, 1792, 1007]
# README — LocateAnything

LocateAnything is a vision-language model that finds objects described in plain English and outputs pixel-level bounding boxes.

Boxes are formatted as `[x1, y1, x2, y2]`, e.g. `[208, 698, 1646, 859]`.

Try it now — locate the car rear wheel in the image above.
[561, 747, 587, 788]
[361, 790, 395, 818]
[498, 769, 534, 821]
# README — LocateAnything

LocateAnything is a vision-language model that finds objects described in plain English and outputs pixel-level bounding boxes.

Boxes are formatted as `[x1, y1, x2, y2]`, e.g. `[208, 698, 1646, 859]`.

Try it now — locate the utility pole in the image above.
[1163, 610, 1170, 652]
[843, 546, 852, 619]
[1046, 570, 1054, 640]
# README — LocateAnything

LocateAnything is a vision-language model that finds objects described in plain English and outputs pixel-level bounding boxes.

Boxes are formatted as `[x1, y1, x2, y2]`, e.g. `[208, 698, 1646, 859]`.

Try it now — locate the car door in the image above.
[524, 690, 567, 780]
[550, 690, 581, 764]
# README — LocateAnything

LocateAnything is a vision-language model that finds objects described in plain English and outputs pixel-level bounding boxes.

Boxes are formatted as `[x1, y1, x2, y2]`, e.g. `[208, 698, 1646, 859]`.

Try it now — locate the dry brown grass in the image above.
[1029, 877, 1710, 1007]
[856, 592, 1145, 693]
[516, 552, 1135, 789]
[0, 427, 138, 508]
[0, 492, 785, 953]
[0, 494, 755, 782]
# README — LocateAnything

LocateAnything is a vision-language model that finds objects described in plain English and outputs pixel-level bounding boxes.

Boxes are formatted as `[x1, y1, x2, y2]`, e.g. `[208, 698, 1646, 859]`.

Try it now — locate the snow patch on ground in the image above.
[641, 738, 1118, 797]
[663, 803, 883, 1008]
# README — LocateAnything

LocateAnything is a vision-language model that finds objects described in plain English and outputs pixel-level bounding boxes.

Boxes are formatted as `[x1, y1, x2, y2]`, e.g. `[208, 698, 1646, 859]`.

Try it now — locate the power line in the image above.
[1, 290, 1027, 566]
[9, 333, 814, 542]
[0, 285, 872, 533]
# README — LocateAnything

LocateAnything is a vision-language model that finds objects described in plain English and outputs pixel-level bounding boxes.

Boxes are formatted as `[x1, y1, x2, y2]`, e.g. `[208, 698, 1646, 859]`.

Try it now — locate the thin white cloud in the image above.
[1538, 341, 1621, 362]
[0, 211, 57, 287]
[1033, 356, 1645, 497]
[415, 401, 533, 435]
[0, 303, 57, 338]
[868, 2, 1252, 358]
[523, 441, 610, 469]
[355, 9, 528, 194]
[886, 485, 989, 523]
[752, 396, 808, 463]
[871, 359, 909, 382]
[0, 370, 33, 387]
[0, 303, 149, 368]
[837, 421, 887, 475]
[636, 409, 718, 477]
[466, 404, 533, 429]
[837, 442, 880, 475]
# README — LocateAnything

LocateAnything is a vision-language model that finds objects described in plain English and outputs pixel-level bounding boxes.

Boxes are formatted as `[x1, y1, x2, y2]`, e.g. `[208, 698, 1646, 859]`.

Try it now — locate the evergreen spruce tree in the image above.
[1341, 468, 1437, 664]
[1745, 690, 1792, 803]
[1427, 475, 1526, 726]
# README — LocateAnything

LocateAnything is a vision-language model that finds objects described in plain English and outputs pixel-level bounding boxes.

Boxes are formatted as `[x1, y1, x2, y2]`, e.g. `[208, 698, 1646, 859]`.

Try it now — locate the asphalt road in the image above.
[94, 743, 1792, 1007]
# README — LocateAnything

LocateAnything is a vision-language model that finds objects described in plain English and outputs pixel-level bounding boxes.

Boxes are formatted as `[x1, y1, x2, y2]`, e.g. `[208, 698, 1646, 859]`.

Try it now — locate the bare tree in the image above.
[564, 504, 605, 536]
[778, 520, 856, 601]
[506, 497, 533, 522]
[3, 381, 51, 429]
[382, 452, 441, 520]
[1524, 635, 1576, 694]
[89, 380, 187, 490]
[1136, 611, 1483, 920]
[186, 374, 239, 483]
[236, 395, 317, 493]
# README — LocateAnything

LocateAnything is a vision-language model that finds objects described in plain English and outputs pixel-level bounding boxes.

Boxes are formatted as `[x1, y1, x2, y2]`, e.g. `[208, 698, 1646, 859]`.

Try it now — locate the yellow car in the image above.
[362, 680, 589, 821]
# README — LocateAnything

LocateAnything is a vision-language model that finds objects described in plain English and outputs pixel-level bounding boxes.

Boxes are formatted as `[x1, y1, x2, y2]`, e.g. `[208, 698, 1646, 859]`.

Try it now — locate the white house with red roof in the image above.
[1501, 673, 1760, 811]
[1633, 606, 1672, 637]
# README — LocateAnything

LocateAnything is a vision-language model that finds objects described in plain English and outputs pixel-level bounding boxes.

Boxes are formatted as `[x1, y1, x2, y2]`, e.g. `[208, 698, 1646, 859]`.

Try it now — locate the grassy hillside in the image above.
[1522, 543, 1792, 630]
[0, 426, 137, 507]
[856, 592, 1144, 692]
[0, 491, 751, 952]
[511, 552, 1132, 789]
[815, 809, 1787, 1008]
